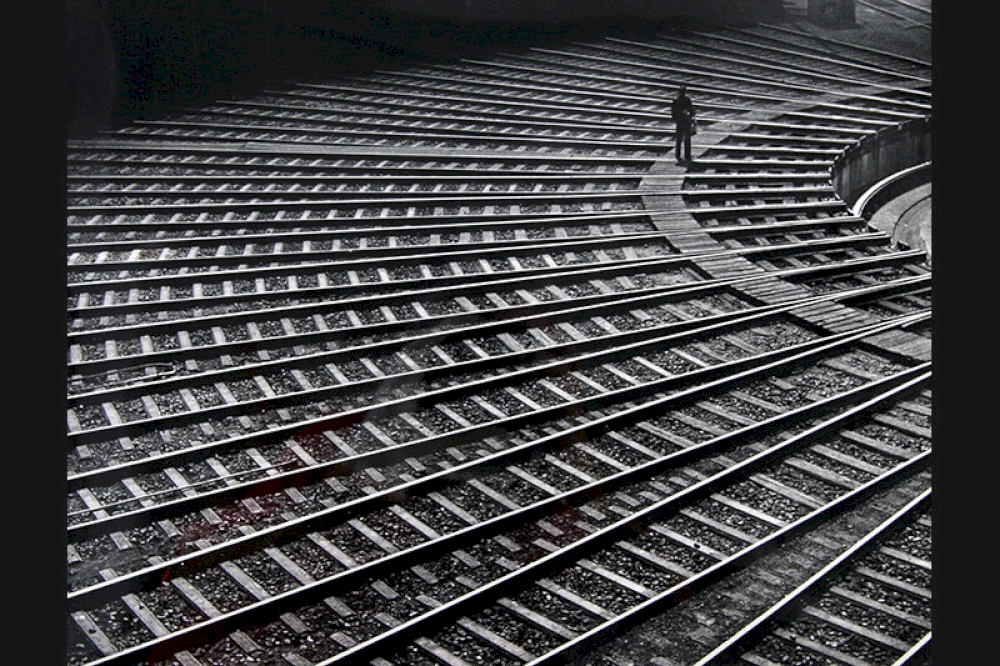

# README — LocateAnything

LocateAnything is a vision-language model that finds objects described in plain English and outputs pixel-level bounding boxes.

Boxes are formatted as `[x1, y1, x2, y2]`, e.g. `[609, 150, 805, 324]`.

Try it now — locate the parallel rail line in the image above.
[65, 20, 931, 666]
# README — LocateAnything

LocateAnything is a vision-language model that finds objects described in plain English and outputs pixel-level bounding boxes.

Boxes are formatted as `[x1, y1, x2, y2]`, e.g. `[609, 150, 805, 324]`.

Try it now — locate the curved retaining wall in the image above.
[831, 117, 932, 208]
[851, 162, 930, 219]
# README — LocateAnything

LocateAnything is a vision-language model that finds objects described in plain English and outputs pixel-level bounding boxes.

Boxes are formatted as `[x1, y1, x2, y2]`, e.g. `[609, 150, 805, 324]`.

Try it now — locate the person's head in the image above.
[679, 85, 687, 95]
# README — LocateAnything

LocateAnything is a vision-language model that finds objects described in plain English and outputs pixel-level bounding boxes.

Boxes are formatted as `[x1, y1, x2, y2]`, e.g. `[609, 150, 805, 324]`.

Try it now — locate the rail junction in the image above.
[64, 2, 935, 665]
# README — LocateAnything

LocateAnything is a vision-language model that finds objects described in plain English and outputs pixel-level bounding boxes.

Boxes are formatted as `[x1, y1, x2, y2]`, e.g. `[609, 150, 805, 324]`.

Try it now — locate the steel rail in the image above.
[65, 156, 624, 175]
[116, 117, 677, 151]
[753, 24, 930, 69]
[515, 455, 932, 666]
[67, 228, 677, 275]
[679, 184, 836, 198]
[62, 244, 876, 344]
[840, 284, 932, 309]
[214, 96, 876, 139]
[66, 183, 846, 219]
[112, 122, 842, 161]
[872, 0, 935, 17]
[336, 70, 890, 134]
[66, 23, 929, 654]
[176, 85, 675, 131]
[171, 104, 866, 150]
[65, 231, 882, 311]
[66, 172, 652, 185]
[66, 245, 925, 350]
[573, 38, 931, 99]
[67, 244, 917, 356]
[282, 77, 682, 121]
[66, 173, 841, 232]
[680, 172, 832, 182]
[66, 272, 770, 408]
[412, 49, 923, 116]
[63, 291, 856, 493]
[66, 186, 677, 216]
[466, 49, 929, 116]
[66, 265, 910, 447]
[67, 170, 833, 188]
[66, 182, 839, 207]
[668, 158, 839, 169]
[285, 76, 682, 119]
[63, 253, 688, 340]
[66, 237, 679, 297]
[685, 145, 842, 157]
[635, 31, 931, 84]
[66, 210, 852, 274]
[69, 366, 930, 666]
[689, 487, 931, 665]
[313, 384, 932, 665]
[66, 262, 708, 374]
[65, 252, 667, 313]
[856, 0, 931, 29]
[64, 147, 641, 168]
[66, 269, 927, 407]
[68, 293, 782, 446]
[68, 279, 930, 447]
[66, 305, 927, 501]
[890, 632, 932, 665]
[67, 138, 662, 164]
[67, 199, 847, 248]
[287, 80, 896, 132]
[66, 314, 932, 543]
[66, 314, 926, 609]
[67, 206, 657, 235]
[184, 102, 679, 135]
[64, 208, 840, 256]
[67, 278, 926, 490]
[92, 106, 858, 152]
[72, 270, 743, 391]
[66, 227, 657, 259]
[67, 209, 846, 275]
[68, 254, 927, 379]
[66, 233, 669, 275]
[121, 109, 672, 140]
[596, 28, 932, 98]
[369, 63, 918, 129]
[678, 198, 847, 214]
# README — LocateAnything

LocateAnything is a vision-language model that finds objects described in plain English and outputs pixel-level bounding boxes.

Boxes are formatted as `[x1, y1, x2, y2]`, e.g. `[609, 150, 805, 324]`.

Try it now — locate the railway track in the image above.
[65, 16, 931, 666]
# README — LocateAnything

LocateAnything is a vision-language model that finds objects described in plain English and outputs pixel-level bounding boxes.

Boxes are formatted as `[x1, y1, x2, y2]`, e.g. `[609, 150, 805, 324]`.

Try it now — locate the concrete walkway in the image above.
[867, 182, 932, 264]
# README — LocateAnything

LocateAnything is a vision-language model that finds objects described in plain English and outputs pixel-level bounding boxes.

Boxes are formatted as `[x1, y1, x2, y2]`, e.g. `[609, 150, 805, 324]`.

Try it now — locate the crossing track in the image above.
[65, 16, 932, 666]
[856, 0, 932, 32]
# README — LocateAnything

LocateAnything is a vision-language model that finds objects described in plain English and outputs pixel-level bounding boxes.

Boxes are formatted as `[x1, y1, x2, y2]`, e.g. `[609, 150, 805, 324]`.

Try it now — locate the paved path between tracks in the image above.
[868, 182, 932, 264]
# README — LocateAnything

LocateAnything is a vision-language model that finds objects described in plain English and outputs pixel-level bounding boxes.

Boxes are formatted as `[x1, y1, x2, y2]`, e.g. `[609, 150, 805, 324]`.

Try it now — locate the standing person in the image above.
[671, 85, 696, 165]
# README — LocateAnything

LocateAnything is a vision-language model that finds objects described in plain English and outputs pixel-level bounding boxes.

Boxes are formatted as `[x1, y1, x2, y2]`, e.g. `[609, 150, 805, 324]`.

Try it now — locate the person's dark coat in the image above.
[671, 92, 695, 130]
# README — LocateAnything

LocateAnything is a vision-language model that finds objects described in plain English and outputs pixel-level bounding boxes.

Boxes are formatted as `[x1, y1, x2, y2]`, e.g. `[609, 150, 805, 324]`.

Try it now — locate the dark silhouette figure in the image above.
[671, 85, 696, 164]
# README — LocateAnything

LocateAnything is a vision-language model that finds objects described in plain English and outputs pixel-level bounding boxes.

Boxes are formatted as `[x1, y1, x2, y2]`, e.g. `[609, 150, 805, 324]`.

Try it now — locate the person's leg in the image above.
[684, 131, 692, 163]
[675, 130, 683, 163]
